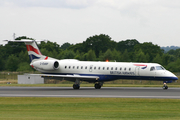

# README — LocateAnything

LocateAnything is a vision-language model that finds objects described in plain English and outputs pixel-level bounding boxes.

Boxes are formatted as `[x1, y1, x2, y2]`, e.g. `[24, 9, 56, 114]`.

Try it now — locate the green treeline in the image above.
[0, 34, 180, 72]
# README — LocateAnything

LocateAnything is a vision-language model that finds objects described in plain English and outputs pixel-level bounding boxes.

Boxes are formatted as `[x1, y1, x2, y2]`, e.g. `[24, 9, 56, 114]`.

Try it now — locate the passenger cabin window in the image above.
[98, 67, 100, 70]
[120, 67, 122, 70]
[69, 66, 71, 69]
[124, 68, 126, 71]
[65, 66, 67, 69]
[129, 68, 131, 71]
[103, 67, 105, 70]
[81, 66, 83, 69]
[150, 66, 155, 71]
[111, 67, 113, 70]
[77, 66, 79, 69]
[73, 66, 75, 69]
[107, 67, 109, 70]
[115, 67, 117, 70]
[94, 67, 96, 70]
[85, 66, 87, 69]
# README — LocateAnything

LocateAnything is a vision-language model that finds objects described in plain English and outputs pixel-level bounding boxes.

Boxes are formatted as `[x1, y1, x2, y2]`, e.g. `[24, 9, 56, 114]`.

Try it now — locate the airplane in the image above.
[4, 39, 178, 89]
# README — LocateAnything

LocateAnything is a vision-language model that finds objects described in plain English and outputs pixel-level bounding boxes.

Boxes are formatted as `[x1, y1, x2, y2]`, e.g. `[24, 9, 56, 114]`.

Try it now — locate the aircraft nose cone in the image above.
[166, 71, 178, 80]
[171, 73, 178, 80]
[173, 76, 178, 80]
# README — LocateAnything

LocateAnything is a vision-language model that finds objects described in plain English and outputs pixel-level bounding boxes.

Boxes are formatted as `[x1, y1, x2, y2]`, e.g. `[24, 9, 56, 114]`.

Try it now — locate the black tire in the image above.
[95, 84, 101, 89]
[163, 85, 168, 90]
[73, 84, 80, 89]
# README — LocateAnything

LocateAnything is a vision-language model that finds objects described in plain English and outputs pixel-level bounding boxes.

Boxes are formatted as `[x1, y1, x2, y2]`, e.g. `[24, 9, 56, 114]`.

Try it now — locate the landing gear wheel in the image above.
[162, 85, 168, 90]
[73, 84, 80, 89]
[162, 83, 168, 90]
[94, 84, 101, 89]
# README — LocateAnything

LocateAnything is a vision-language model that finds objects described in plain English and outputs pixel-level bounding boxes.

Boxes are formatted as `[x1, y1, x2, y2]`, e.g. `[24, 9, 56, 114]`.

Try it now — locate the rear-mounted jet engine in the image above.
[31, 60, 59, 70]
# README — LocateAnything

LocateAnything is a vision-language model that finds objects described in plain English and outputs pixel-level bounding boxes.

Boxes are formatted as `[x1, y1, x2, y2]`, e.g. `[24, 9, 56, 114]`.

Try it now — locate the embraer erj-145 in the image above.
[4, 39, 178, 89]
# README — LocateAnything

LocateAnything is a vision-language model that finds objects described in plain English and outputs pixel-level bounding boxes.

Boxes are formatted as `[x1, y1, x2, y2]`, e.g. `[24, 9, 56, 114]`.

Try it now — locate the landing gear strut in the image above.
[162, 83, 168, 90]
[73, 79, 80, 89]
[94, 82, 103, 89]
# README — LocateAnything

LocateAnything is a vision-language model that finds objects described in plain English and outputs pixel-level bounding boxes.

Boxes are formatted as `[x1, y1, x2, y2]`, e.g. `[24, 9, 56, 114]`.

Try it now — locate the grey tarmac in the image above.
[0, 87, 180, 99]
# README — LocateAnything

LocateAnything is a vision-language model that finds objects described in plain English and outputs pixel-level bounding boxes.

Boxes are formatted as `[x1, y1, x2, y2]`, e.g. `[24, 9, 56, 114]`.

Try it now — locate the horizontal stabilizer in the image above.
[3, 39, 46, 43]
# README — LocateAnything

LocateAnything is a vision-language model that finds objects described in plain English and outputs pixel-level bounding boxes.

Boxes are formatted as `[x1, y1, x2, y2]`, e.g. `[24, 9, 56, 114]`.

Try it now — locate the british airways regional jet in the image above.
[4, 39, 178, 89]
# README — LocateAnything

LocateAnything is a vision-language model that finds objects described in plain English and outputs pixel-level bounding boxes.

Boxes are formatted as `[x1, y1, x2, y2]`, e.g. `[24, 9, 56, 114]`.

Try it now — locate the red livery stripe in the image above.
[44, 56, 48, 60]
[30, 65, 34, 68]
[26, 45, 42, 55]
[133, 64, 147, 67]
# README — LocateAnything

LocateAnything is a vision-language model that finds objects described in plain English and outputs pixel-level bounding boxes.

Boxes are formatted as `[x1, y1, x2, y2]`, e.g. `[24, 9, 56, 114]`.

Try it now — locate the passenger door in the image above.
[89, 65, 93, 72]
[135, 67, 140, 79]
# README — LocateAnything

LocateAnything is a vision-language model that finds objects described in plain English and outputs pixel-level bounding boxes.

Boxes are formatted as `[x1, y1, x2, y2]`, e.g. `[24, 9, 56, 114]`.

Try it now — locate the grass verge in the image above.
[0, 97, 179, 120]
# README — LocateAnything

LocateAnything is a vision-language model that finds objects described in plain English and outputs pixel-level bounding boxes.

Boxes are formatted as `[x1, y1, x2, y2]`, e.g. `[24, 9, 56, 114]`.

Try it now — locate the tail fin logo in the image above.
[26, 45, 42, 55]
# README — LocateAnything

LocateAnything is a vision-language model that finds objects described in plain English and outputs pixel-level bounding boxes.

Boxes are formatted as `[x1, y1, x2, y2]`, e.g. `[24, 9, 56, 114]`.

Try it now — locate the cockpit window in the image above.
[150, 66, 155, 71]
[156, 66, 165, 70]
[150, 66, 165, 71]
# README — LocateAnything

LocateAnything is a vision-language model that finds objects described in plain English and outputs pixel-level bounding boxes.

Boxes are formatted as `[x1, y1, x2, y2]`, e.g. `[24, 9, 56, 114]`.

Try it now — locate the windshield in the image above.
[150, 66, 165, 71]
[156, 66, 165, 70]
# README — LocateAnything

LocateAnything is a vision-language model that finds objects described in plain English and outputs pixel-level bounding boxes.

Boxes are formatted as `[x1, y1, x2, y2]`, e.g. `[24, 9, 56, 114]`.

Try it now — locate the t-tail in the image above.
[4, 39, 48, 62]
[4, 39, 59, 71]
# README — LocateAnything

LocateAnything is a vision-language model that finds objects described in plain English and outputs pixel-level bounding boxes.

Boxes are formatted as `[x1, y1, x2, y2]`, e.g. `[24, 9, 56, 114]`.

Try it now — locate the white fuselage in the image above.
[33, 59, 178, 82]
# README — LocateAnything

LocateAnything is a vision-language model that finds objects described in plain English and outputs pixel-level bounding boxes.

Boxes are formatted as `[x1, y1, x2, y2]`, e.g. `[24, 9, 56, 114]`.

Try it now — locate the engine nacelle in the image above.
[32, 60, 59, 71]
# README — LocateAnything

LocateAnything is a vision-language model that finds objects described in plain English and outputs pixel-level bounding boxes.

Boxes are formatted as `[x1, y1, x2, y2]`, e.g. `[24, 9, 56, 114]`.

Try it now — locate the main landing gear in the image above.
[94, 82, 103, 89]
[72, 80, 103, 89]
[162, 83, 168, 90]
[73, 79, 80, 89]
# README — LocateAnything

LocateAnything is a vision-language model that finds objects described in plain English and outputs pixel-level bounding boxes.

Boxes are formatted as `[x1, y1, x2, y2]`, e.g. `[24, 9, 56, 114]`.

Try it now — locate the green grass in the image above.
[0, 98, 180, 120]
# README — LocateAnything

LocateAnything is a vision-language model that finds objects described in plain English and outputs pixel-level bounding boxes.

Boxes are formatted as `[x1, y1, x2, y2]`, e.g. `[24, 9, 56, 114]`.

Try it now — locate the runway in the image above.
[0, 87, 180, 99]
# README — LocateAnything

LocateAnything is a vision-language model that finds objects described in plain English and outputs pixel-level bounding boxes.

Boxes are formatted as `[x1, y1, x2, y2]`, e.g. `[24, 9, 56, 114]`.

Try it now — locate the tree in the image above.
[0, 45, 5, 70]
[5, 54, 19, 71]
[38, 41, 60, 53]
[62, 50, 75, 59]
[145, 53, 150, 62]
[68, 43, 84, 53]
[40, 48, 53, 57]
[167, 48, 180, 60]
[162, 54, 171, 66]
[18, 51, 29, 63]
[82, 34, 116, 57]
[134, 42, 163, 62]
[103, 49, 113, 61]
[134, 49, 147, 62]
[116, 39, 140, 53]
[60, 42, 71, 50]
[16, 62, 34, 72]
[152, 54, 162, 65]
[166, 58, 180, 72]
[121, 49, 130, 62]
[112, 49, 122, 62]
[86, 49, 96, 61]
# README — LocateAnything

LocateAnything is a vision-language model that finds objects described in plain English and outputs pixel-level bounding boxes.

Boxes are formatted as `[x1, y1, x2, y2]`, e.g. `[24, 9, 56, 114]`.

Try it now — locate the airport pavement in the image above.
[0, 87, 180, 98]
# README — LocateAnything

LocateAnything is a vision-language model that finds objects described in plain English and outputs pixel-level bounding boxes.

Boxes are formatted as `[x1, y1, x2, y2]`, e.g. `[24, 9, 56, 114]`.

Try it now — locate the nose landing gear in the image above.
[162, 83, 168, 90]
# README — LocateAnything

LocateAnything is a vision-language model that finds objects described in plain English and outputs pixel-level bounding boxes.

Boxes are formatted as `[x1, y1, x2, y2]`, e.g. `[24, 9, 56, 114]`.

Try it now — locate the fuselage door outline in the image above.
[89, 65, 93, 72]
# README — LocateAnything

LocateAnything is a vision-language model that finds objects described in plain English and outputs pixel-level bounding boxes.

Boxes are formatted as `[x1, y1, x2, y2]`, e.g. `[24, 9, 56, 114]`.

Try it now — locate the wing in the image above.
[29, 74, 99, 83]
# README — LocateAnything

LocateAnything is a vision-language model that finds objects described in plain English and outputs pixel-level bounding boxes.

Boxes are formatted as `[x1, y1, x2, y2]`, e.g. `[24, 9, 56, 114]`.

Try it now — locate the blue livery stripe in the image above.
[29, 54, 40, 62]
[41, 73, 178, 82]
